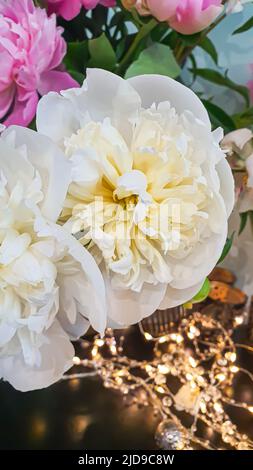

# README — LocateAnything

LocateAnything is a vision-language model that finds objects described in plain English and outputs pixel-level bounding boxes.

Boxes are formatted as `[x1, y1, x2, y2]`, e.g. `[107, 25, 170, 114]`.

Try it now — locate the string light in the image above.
[65, 312, 253, 450]
[73, 356, 81, 365]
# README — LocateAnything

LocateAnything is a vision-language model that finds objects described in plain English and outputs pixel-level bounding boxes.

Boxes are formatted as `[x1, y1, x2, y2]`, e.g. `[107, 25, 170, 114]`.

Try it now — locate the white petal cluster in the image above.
[37, 69, 234, 327]
[0, 126, 106, 391]
[226, 0, 252, 13]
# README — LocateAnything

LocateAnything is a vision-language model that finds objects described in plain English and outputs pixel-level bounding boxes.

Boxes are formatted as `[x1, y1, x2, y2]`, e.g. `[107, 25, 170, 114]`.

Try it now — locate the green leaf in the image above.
[178, 32, 201, 46]
[239, 211, 252, 235]
[125, 43, 181, 79]
[29, 118, 36, 131]
[68, 70, 85, 85]
[199, 37, 218, 64]
[64, 41, 88, 73]
[191, 68, 250, 106]
[201, 100, 236, 133]
[233, 16, 253, 35]
[88, 33, 116, 71]
[192, 278, 211, 304]
[218, 232, 235, 264]
[233, 107, 253, 129]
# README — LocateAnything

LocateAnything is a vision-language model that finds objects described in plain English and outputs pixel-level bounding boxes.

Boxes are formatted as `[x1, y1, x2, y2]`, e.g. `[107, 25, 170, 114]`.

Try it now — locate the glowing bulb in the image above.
[186, 373, 193, 381]
[110, 345, 117, 355]
[91, 346, 98, 358]
[95, 338, 104, 347]
[158, 364, 170, 375]
[156, 386, 166, 394]
[225, 352, 237, 363]
[170, 333, 183, 343]
[188, 357, 197, 368]
[159, 336, 167, 344]
[144, 332, 153, 341]
[214, 402, 223, 413]
[216, 373, 226, 382]
[230, 365, 239, 374]
[235, 316, 244, 326]
[73, 356, 81, 365]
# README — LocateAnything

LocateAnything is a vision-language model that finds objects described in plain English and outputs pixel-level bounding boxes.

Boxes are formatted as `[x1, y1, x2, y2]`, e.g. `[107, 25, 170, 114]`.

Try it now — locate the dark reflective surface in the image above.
[0, 326, 252, 450]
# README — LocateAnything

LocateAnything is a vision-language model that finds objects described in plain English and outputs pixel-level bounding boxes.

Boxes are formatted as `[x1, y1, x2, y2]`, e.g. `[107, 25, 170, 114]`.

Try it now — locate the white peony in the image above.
[37, 69, 234, 327]
[222, 128, 253, 213]
[226, 0, 252, 13]
[0, 126, 106, 391]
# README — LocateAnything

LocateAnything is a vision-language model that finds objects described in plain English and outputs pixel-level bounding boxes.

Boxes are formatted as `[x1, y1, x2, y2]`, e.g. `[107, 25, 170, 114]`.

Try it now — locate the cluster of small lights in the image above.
[65, 312, 253, 450]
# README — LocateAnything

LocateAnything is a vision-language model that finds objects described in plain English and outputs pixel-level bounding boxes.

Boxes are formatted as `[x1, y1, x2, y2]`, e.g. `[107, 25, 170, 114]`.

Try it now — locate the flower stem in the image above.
[117, 18, 157, 75]
[177, 13, 227, 65]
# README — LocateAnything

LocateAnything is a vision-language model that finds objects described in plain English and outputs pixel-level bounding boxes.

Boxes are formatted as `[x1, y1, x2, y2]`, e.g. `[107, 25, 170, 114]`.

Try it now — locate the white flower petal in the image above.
[0, 321, 74, 392]
[49, 223, 107, 336]
[2, 126, 72, 223]
[37, 69, 141, 146]
[216, 157, 235, 217]
[159, 280, 204, 309]
[36, 91, 80, 144]
[128, 74, 210, 127]
[105, 272, 167, 326]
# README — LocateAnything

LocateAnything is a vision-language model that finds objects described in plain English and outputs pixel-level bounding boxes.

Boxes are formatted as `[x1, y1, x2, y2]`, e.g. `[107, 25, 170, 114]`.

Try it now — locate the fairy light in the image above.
[158, 364, 170, 375]
[216, 373, 226, 382]
[156, 386, 166, 394]
[225, 352, 237, 363]
[230, 365, 239, 374]
[188, 356, 197, 368]
[110, 344, 117, 355]
[186, 373, 193, 381]
[144, 332, 153, 341]
[235, 315, 244, 326]
[95, 338, 104, 347]
[158, 336, 168, 344]
[91, 346, 98, 358]
[214, 402, 223, 414]
[73, 356, 81, 365]
[65, 311, 253, 451]
[170, 333, 183, 343]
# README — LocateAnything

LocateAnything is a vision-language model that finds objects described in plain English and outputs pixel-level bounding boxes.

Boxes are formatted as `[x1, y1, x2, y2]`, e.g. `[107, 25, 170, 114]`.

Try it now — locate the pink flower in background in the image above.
[170, 0, 223, 35]
[248, 65, 253, 103]
[47, 0, 116, 21]
[125, 0, 223, 35]
[0, 0, 78, 127]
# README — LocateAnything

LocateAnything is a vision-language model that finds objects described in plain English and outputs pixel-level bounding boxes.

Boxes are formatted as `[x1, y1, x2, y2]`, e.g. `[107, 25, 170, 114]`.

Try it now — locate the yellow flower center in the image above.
[61, 106, 215, 291]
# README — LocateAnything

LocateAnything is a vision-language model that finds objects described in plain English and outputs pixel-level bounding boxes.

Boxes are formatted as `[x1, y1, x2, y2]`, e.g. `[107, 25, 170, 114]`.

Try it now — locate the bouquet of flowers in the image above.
[0, 0, 252, 393]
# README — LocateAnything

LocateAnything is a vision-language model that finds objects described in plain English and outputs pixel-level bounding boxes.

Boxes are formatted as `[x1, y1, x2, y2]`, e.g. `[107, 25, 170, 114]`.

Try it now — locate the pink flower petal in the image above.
[0, 85, 15, 120]
[46, 0, 115, 20]
[248, 80, 253, 103]
[47, 0, 82, 20]
[38, 70, 79, 96]
[146, 0, 180, 21]
[170, 0, 223, 35]
[3, 91, 38, 127]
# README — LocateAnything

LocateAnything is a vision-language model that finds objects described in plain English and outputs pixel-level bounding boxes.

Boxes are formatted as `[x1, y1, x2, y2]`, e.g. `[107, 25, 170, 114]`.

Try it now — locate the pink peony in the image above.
[126, 0, 223, 35]
[47, 0, 116, 21]
[0, 0, 78, 127]
[170, 0, 223, 35]
[248, 65, 253, 102]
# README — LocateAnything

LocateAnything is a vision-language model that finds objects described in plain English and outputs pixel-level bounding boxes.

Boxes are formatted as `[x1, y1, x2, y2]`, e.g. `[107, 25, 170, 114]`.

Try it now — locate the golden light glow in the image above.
[144, 332, 153, 341]
[158, 364, 170, 375]
[64, 310, 253, 451]
[73, 356, 81, 365]
[95, 338, 105, 347]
